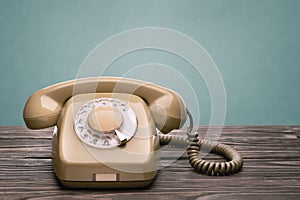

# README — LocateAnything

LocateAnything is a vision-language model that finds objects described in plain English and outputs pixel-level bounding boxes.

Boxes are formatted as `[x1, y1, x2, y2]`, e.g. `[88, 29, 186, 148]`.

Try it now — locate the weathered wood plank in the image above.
[0, 126, 299, 199]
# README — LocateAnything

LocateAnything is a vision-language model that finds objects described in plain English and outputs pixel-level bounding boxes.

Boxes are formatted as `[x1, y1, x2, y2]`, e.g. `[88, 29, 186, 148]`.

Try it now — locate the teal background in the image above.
[0, 0, 299, 126]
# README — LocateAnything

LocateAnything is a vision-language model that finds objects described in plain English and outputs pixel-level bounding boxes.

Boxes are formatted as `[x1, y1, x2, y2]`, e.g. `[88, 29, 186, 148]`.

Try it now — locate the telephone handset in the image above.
[23, 77, 243, 188]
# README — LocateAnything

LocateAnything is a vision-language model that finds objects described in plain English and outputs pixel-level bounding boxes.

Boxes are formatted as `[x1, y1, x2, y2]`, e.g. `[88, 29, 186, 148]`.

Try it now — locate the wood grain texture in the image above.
[0, 126, 300, 200]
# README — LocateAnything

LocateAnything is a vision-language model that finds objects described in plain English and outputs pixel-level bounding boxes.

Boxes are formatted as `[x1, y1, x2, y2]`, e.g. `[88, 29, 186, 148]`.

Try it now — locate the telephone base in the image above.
[59, 179, 155, 188]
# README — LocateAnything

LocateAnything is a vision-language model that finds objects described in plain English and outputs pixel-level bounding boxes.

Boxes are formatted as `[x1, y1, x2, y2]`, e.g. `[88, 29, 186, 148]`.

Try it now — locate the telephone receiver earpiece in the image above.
[23, 77, 187, 133]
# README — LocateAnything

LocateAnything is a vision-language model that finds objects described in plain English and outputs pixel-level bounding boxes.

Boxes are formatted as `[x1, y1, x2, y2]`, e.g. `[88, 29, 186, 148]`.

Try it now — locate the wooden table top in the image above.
[0, 126, 299, 199]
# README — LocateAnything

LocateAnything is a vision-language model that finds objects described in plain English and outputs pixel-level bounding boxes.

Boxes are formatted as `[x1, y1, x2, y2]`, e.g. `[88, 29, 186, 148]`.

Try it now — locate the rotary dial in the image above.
[74, 98, 137, 148]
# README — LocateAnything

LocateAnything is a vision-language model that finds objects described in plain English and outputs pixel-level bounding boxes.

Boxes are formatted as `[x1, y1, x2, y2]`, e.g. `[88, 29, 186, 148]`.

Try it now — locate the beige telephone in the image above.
[23, 77, 243, 188]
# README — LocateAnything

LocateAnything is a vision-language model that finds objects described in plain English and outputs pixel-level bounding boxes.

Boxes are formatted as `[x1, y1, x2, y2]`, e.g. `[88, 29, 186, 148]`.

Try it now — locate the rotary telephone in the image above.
[23, 77, 243, 188]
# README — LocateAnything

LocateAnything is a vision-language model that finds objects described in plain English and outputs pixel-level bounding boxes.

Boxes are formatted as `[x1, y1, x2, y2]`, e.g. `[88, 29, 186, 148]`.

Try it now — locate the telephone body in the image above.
[23, 77, 243, 188]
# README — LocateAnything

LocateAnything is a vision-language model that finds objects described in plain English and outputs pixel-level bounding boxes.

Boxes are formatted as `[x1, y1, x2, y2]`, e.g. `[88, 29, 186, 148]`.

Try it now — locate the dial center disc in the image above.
[88, 106, 123, 133]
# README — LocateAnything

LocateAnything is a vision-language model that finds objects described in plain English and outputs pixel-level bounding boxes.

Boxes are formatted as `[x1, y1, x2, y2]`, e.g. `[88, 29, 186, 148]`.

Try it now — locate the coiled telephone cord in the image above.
[158, 110, 243, 176]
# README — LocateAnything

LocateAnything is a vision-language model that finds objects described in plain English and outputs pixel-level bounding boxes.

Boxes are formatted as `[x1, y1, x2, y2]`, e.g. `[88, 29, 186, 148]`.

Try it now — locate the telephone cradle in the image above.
[23, 77, 243, 188]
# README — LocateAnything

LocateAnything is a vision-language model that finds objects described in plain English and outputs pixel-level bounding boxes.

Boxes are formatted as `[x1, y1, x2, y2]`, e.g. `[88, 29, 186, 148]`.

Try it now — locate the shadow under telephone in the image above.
[23, 77, 243, 188]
